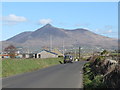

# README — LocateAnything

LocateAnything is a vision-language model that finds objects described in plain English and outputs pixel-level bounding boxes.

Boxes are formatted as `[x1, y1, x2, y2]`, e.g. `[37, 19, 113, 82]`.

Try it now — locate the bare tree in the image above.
[4, 45, 16, 58]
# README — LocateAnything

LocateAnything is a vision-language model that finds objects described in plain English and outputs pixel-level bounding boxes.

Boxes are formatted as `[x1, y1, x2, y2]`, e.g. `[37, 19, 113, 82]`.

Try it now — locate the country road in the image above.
[2, 61, 86, 88]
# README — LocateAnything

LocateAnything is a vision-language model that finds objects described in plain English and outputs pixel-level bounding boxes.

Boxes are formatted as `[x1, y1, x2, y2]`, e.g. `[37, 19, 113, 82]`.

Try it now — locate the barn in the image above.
[34, 49, 58, 58]
[52, 49, 63, 57]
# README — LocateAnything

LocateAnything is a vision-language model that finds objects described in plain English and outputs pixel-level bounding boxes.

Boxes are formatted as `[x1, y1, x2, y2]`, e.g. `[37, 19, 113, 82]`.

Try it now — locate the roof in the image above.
[37, 49, 58, 55]
[0, 54, 10, 56]
[52, 49, 63, 56]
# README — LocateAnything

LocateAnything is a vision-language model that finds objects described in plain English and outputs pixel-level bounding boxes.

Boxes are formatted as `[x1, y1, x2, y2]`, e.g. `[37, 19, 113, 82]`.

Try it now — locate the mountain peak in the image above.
[44, 23, 53, 27]
[6, 23, 117, 49]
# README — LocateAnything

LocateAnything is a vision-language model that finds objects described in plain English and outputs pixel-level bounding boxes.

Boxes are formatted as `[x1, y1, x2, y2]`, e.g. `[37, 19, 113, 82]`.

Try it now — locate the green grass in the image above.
[1, 58, 63, 77]
[110, 53, 120, 56]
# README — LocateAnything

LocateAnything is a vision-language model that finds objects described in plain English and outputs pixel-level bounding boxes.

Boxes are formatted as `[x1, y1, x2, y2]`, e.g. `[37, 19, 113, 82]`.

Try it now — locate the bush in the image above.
[83, 62, 105, 89]
[84, 74, 105, 89]
[84, 74, 92, 88]
[91, 75, 105, 88]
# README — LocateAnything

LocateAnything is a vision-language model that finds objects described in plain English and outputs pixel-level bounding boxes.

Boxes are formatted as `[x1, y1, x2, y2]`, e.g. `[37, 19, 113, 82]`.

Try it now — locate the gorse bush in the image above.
[83, 56, 106, 89]
[84, 74, 104, 89]
[91, 75, 104, 88]
[83, 53, 119, 89]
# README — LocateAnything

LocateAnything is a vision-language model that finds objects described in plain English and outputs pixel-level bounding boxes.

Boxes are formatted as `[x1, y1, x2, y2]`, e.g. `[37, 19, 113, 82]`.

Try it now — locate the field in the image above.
[1, 58, 63, 77]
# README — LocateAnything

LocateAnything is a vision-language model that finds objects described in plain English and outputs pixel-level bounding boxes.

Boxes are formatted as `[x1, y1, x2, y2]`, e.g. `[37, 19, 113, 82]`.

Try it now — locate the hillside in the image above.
[3, 24, 118, 50]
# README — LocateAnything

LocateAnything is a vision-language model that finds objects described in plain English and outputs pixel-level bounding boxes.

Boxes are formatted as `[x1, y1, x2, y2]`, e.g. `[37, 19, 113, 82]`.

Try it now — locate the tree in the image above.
[4, 45, 16, 58]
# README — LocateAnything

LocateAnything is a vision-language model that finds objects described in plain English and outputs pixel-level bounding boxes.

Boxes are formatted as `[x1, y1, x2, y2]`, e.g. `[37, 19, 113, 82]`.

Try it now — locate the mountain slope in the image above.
[6, 31, 32, 43]
[31, 24, 68, 39]
[5, 24, 117, 49]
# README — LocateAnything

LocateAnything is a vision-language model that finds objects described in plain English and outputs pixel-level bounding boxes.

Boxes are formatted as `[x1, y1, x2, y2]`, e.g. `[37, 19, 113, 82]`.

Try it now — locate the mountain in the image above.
[3, 24, 118, 50]
[7, 31, 32, 43]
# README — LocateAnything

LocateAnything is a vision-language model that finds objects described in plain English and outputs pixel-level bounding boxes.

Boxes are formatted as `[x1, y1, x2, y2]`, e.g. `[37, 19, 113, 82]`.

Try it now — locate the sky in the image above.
[1, 2, 118, 40]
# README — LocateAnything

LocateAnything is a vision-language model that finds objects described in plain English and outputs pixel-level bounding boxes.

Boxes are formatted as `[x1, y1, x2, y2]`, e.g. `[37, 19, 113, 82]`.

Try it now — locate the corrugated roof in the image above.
[52, 49, 63, 56]
[37, 49, 58, 55]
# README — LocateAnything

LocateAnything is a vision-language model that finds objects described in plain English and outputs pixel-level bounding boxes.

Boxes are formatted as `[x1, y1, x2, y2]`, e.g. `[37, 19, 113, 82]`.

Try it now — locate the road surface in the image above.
[2, 61, 86, 88]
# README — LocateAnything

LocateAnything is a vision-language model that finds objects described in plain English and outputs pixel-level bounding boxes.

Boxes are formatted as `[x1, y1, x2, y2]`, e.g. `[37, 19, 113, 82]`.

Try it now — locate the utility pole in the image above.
[63, 40, 65, 56]
[50, 35, 52, 51]
[79, 46, 81, 61]
[74, 48, 76, 58]
[49, 28, 52, 51]
[75, 49, 77, 58]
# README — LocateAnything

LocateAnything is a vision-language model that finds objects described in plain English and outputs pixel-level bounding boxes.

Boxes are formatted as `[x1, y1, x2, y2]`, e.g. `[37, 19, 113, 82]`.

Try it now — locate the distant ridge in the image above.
[3, 24, 118, 49]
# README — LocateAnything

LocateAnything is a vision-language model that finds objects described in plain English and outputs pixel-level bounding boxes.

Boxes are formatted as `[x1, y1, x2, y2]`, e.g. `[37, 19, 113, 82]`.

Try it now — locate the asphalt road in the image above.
[2, 61, 86, 88]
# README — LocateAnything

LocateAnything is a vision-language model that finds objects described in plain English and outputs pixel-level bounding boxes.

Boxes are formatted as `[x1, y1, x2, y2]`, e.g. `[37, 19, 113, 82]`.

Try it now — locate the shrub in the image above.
[83, 61, 105, 89]
[91, 75, 105, 88]
[84, 74, 92, 88]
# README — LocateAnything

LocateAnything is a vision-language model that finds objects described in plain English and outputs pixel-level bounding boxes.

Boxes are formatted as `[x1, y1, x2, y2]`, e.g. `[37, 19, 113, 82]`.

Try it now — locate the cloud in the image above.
[95, 29, 100, 32]
[107, 30, 112, 33]
[104, 25, 113, 29]
[94, 28, 113, 34]
[2, 14, 27, 22]
[1, 14, 27, 25]
[82, 27, 90, 30]
[102, 30, 113, 34]
[92, 25, 114, 34]
[74, 24, 81, 27]
[39, 19, 52, 25]
[74, 23, 90, 27]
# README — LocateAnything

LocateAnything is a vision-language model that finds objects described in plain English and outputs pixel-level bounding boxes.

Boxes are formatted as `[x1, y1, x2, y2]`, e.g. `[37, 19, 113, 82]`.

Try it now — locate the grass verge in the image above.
[1, 58, 63, 77]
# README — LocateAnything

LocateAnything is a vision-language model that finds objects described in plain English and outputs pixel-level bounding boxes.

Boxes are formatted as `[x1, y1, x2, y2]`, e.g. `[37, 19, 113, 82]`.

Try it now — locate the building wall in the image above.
[16, 54, 23, 58]
[22, 54, 32, 58]
[37, 51, 58, 58]
[25, 54, 30, 58]
[0, 55, 10, 58]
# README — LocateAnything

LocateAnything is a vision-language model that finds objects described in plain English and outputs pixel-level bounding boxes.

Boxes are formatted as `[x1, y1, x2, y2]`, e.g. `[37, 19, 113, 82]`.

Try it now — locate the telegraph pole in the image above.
[63, 40, 65, 56]
[50, 35, 52, 51]
[74, 48, 76, 58]
[79, 46, 81, 61]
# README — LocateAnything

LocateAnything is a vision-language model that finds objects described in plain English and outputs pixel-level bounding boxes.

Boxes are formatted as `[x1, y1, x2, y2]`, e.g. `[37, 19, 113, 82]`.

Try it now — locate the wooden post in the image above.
[79, 46, 81, 61]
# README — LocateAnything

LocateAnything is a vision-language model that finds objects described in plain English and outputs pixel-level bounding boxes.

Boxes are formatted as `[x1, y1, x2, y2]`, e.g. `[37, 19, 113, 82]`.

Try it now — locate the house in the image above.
[0, 52, 34, 59]
[22, 53, 34, 58]
[52, 49, 63, 57]
[0, 54, 10, 58]
[15, 53, 23, 58]
[34, 49, 58, 58]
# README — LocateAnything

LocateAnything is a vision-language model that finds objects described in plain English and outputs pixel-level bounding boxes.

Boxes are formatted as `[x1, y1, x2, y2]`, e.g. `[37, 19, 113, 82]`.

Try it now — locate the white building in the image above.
[34, 50, 58, 58]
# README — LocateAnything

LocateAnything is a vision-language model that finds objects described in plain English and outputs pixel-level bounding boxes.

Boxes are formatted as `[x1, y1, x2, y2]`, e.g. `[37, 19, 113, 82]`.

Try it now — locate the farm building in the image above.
[0, 53, 33, 59]
[0, 54, 10, 58]
[34, 49, 58, 58]
[52, 49, 63, 57]
[15, 54, 23, 58]
[22, 53, 34, 58]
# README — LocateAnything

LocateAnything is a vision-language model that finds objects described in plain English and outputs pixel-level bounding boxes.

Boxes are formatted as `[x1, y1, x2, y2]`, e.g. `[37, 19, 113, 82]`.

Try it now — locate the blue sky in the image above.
[1, 2, 118, 40]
